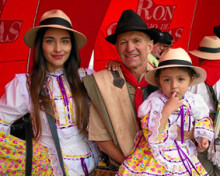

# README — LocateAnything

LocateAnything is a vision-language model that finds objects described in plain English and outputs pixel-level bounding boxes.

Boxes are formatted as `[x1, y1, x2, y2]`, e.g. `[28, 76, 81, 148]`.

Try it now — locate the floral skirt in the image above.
[0, 131, 54, 175]
[117, 133, 208, 176]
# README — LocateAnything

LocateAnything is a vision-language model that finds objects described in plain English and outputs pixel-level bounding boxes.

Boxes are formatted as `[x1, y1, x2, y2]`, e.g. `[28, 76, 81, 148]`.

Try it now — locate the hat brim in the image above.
[105, 28, 160, 44]
[145, 65, 207, 87]
[189, 50, 220, 60]
[24, 24, 87, 49]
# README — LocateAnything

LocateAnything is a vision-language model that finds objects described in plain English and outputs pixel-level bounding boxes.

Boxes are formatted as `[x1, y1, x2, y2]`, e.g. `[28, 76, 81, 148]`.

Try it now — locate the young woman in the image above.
[0, 9, 99, 175]
[117, 48, 214, 175]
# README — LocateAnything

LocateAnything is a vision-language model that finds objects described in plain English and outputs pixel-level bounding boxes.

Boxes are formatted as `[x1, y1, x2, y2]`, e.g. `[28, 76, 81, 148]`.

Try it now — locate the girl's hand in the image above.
[160, 92, 183, 128]
[163, 92, 183, 115]
[106, 60, 121, 71]
[197, 137, 209, 152]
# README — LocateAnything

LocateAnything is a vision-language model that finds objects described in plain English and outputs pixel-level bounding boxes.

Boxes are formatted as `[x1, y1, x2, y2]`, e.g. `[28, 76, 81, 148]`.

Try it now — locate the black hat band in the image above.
[158, 59, 192, 67]
[198, 46, 220, 53]
[39, 17, 72, 29]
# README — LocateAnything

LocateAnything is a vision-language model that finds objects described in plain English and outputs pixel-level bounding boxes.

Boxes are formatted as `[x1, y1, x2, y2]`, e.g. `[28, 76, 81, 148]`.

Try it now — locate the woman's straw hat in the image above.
[24, 9, 87, 49]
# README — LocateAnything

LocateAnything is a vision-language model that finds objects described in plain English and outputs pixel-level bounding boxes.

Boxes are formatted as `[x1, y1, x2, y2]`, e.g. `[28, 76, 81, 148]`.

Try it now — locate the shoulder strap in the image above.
[83, 74, 119, 148]
[41, 90, 66, 176]
[24, 113, 33, 176]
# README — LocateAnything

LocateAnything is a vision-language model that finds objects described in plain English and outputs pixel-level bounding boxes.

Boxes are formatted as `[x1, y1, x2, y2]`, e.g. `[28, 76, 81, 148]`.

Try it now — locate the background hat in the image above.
[214, 26, 220, 38]
[151, 28, 173, 45]
[162, 32, 173, 45]
[189, 36, 220, 60]
[105, 9, 160, 44]
[24, 9, 87, 49]
[145, 48, 207, 87]
[150, 28, 163, 44]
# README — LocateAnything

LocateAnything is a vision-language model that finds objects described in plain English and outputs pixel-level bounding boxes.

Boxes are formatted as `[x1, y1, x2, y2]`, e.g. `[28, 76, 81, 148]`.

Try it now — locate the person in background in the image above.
[189, 35, 220, 176]
[0, 9, 99, 175]
[214, 26, 220, 38]
[117, 48, 214, 176]
[83, 9, 159, 168]
[148, 28, 173, 67]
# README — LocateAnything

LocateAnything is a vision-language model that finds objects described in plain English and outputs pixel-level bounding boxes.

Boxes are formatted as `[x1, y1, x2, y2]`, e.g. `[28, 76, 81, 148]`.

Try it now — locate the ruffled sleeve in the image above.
[138, 91, 169, 144]
[190, 93, 214, 142]
[78, 68, 95, 79]
[0, 74, 30, 132]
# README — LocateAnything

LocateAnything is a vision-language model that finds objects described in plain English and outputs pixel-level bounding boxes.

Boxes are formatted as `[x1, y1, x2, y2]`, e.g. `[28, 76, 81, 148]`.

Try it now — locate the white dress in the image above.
[0, 68, 99, 175]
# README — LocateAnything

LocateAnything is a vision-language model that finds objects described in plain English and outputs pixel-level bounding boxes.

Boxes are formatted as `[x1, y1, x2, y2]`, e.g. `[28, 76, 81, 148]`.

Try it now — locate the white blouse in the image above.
[0, 68, 97, 175]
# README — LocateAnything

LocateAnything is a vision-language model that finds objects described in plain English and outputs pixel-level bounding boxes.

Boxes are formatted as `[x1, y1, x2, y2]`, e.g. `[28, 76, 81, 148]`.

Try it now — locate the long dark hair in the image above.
[30, 27, 89, 140]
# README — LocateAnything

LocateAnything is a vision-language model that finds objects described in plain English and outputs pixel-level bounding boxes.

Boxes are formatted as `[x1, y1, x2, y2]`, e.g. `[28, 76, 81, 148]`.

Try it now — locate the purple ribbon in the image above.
[80, 157, 89, 176]
[57, 75, 71, 121]
[57, 75, 69, 107]
[180, 106, 184, 144]
[174, 140, 200, 175]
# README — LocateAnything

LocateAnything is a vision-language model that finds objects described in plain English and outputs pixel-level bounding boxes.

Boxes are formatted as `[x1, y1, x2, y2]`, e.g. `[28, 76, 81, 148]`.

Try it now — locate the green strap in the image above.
[83, 75, 119, 148]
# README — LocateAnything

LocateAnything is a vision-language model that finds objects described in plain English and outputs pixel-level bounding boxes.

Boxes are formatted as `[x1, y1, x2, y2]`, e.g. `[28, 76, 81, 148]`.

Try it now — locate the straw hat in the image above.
[24, 9, 87, 49]
[105, 9, 159, 44]
[145, 48, 207, 87]
[189, 36, 220, 60]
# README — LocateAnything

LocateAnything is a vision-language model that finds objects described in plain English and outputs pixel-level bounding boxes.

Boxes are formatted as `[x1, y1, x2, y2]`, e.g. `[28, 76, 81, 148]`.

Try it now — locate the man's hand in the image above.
[96, 140, 125, 164]
[176, 126, 194, 141]
[197, 137, 209, 152]
[106, 60, 121, 71]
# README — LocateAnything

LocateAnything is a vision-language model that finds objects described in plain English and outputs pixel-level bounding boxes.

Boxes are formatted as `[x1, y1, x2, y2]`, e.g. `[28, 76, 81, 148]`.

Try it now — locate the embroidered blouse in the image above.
[0, 68, 96, 175]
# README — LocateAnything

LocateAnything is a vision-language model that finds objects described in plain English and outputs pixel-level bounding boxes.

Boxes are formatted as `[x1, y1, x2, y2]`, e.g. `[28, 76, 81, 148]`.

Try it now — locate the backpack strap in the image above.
[24, 113, 33, 176]
[41, 90, 67, 176]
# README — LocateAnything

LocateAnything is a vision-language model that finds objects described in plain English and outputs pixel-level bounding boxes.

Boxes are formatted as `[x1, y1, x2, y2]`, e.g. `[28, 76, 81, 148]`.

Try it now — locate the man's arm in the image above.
[176, 126, 194, 141]
[96, 140, 125, 164]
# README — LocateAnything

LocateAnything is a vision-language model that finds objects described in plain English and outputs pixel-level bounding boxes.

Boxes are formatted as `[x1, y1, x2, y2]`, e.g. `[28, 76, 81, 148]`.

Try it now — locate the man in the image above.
[83, 9, 159, 165]
[189, 35, 220, 176]
[214, 26, 220, 38]
[148, 28, 173, 67]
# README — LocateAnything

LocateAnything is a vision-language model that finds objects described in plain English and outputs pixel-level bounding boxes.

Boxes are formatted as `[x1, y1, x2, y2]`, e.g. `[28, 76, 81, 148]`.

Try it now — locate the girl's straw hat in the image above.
[145, 48, 207, 87]
[24, 9, 87, 49]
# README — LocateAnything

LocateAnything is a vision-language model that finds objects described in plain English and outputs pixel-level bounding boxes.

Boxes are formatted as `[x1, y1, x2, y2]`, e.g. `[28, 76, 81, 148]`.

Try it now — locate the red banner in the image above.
[93, 0, 220, 71]
[0, 0, 219, 96]
[0, 0, 110, 96]
[0, 0, 39, 96]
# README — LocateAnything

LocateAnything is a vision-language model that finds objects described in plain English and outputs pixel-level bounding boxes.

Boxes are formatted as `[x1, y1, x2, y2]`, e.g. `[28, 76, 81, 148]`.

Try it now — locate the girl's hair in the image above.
[30, 28, 89, 140]
[155, 67, 199, 82]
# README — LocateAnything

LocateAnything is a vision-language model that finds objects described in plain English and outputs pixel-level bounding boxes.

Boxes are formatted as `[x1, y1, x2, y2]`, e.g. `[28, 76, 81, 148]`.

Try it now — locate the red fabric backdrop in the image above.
[0, 0, 110, 96]
[0, 0, 219, 96]
[93, 0, 220, 70]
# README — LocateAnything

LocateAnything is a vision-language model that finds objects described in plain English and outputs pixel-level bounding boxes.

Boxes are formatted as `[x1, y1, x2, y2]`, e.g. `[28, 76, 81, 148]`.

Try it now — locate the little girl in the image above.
[117, 48, 214, 175]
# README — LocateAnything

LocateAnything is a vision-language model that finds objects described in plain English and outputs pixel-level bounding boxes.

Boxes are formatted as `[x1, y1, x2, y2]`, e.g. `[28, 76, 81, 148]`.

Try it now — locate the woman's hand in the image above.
[106, 60, 121, 71]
